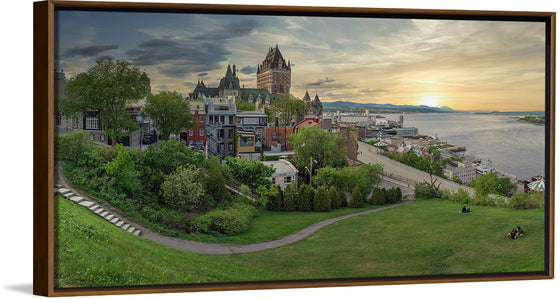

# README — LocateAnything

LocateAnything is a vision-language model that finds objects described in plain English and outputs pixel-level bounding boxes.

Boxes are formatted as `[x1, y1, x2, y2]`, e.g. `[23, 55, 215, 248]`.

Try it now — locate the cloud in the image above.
[359, 88, 389, 93]
[240, 65, 256, 75]
[306, 77, 335, 86]
[125, 19, 260, 78]
[198, 72, 209, 77]
[64, 44, 118, 57]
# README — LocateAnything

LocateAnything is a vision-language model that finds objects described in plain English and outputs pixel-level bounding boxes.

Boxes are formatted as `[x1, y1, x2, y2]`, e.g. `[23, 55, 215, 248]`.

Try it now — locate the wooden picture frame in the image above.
[34, 0, 555, 296]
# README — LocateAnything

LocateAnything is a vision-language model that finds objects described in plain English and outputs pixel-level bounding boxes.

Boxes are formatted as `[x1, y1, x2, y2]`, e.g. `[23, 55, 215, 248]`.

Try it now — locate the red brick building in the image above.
[257, 45, 291, 95]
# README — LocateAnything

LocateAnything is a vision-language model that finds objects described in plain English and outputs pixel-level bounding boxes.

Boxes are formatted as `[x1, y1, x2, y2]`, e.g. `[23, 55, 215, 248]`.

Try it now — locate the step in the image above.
[70, 196, 84, 203]
[88, 205, 99, 211]
[79, 201, 94, 208]
[100, 211, 109, 218]
[110, 217, 120, 224]
[57, 188, 70, 194]
[121, 224, 130, 230]
[55, 184, 62, 188]
[62, 191, 74, 197]
[133, 230, 141, 236]
[115, 220, 124, 227]
[105, 214, 114, 221]
[94, 208, 104, 214]
[126, 227, 136, 233]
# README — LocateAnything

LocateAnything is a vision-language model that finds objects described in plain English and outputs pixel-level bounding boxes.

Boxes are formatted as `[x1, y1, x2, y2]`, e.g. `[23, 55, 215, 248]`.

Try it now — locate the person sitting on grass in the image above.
[516, 226, 525, 238]
[462, 206, 467, 213]
[506, 229, 517, 240]
[466, 206, 471, 213]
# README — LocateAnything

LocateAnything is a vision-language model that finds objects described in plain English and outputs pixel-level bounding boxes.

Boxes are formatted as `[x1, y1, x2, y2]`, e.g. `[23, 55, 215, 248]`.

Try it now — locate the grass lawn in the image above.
[55, 197, 545, 288]
[183, 203, 399, 244]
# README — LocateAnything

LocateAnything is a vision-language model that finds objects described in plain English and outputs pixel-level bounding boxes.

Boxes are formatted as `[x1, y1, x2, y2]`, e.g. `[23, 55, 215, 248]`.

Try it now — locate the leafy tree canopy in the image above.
[144, 91, 195, 141]
[289, 125, 348, 175]
[63, 59, 150, 144]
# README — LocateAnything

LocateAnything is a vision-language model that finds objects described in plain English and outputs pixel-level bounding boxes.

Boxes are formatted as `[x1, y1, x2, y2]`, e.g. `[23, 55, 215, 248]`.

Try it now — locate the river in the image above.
[341, 113, 546, 180]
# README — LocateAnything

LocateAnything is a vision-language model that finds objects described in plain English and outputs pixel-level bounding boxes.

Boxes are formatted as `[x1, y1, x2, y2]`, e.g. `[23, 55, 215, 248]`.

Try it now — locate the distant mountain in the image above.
[322, 101, 455, 113]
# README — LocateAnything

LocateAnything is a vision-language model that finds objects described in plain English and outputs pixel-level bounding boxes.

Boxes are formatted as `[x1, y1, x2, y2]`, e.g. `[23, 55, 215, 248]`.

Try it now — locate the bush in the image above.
[453, 188, 472, 204]
[349, 186, 364, 208]
[55, 130, 94, 162]
[206, 161, 230, 203]
[369, 187, 385, 205]
[160, 165, 207, 212]
[508, 191, 544, 210]
[193, 204, 258, 235]
[283, 182, 298, 211]
[313, 186, 331, 212]
[395, 187, 403, 201]
[414, 182, 439, 199]
[385, 188, 398, 203]
[105, 144, 143, 198]
[297, 184, 315, 211]
[329, 186, 342, 209]
[339, 190, 348, 207]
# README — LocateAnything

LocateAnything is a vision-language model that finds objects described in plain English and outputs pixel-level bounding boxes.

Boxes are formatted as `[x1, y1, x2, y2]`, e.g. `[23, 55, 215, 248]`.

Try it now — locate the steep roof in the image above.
[257, 45, 291, 74]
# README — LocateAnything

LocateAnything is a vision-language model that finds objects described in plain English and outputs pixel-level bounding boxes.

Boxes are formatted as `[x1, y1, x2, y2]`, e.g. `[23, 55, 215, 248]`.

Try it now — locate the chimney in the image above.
[233, 65, 236, 76]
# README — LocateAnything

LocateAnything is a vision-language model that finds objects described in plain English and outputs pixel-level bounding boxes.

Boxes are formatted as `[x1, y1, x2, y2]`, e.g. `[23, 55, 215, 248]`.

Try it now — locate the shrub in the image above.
[339, 189, 348, 207]
[193, 204, 258, 235]
[453, 188, 472, 204]
[206, 161, 230, 203]
[414, 182, 439, 199]
[329, 186, 342, 209]
[160, 165, 207, 212]
[385, 188, 398, 203]
[349, 186, 364, 208]
[105, 144, 143, 197]
[297, 184, 315, 211]
[283, 182, 298, 211]
[369, 187, 385, 205]
[395, 187, 403, 201]
[313, 186, 331, 212]
[55, 130, 94, 162]
[508, 191, 545, 210]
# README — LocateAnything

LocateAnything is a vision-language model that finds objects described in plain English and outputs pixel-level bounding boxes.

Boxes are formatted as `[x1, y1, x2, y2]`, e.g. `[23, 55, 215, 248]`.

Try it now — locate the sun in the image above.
[420, 96, 440, 107]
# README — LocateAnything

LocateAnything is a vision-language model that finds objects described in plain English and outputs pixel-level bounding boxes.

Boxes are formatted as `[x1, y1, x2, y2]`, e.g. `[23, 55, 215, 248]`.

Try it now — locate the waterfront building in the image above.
[257, 45, 291, 94]
[396, 127, 419, 136]
[263, 159, 298, 190]
[444, 161, 477, 184]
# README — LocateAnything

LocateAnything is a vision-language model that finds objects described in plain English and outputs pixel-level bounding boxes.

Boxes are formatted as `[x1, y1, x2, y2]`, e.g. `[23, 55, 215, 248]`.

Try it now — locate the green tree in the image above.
[161, 166, 207, 211]
[271, 94, 307, 125]
[329, 186, 342, 209]
[206, 161, 230, 203]
[297, 184, 315, 211]
[143, 91, 195, 141]
[289, 125, 348, 177]
[496, 177, 516, 196]
[349, 186, 364, 208]
[105, 144, 142, 196]
[263, 185, 283, 211]
[314, 164, 382, 199]
[472, 172, 500, 198]
[224, 157, 275, 192]
[283, 182, 298, 211]
[63, 59, 150, 145]
[313, 186, 331, 212]
[369, 186, 385, 205]
[385, 188, 398, 203]
[395, 187, 403, 201]
[454, 188, 472, 204]
[339, 189, 348, 207]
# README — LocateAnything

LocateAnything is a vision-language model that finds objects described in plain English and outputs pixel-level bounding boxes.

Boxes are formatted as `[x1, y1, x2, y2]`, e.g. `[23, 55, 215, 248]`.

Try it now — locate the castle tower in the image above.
[257, 45, 291, 95]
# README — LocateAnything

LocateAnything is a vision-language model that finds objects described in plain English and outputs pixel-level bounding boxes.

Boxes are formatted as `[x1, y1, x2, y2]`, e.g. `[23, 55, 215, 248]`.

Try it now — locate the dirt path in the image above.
[56, 163, 413, 255]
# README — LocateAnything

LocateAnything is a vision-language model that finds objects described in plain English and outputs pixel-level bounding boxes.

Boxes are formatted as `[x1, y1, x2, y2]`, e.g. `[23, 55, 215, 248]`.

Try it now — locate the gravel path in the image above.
[56, 163, 413, 255]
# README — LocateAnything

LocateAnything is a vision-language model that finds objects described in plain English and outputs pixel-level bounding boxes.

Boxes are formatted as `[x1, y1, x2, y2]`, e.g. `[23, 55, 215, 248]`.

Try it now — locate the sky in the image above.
[54, 9, 547, 111]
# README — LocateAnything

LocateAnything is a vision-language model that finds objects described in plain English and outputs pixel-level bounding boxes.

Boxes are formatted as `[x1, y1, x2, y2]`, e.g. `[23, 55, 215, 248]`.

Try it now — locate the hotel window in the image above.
[85, 117, 99, 130]
[199, 129, 204, 136]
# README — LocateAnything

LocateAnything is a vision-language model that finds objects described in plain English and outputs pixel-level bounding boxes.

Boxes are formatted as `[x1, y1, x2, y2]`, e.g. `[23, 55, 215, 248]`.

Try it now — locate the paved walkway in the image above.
[358, 141, 475, 196]
[56, 164, 413, 255]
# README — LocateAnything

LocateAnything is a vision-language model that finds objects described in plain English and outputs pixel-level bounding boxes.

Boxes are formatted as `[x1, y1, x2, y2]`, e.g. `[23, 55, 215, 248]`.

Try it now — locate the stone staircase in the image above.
[54, 185, 142, 236]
